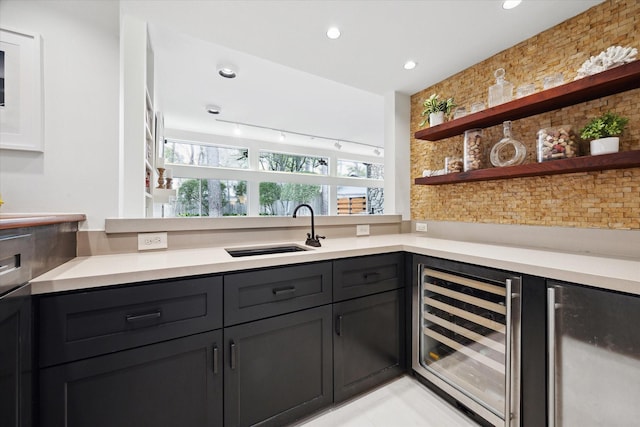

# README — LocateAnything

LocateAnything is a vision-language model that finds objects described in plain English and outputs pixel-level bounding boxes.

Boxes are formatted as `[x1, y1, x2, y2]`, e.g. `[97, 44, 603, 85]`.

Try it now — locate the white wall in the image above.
[384, 91, 411, 220]
[0, 0, 120, 230]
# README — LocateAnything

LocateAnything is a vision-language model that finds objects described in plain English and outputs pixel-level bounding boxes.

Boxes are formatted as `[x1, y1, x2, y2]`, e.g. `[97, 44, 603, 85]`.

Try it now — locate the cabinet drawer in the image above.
[333, 252, 404, 301]
[224, 262, 332, 326]
[38, 275, 222, 367]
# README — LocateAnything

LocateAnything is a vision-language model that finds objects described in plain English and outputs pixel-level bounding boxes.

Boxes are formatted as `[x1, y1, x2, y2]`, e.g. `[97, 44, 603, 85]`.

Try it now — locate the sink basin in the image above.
[226, 244, 309, 257]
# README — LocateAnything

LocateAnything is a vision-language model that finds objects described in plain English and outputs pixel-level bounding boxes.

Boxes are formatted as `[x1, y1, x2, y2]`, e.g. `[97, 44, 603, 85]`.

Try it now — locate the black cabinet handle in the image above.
[125, 310, 162, 322]
[336, 315, 343, 336]
[272, 286, 296, 297]
[230, 342, 237, 370]
[363, 272, 380, 281]
[213, 345, 219, 375]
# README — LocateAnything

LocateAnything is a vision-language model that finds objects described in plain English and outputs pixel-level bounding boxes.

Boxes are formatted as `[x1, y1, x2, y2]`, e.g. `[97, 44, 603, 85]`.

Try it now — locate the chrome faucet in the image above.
[292, 203, 325, 247]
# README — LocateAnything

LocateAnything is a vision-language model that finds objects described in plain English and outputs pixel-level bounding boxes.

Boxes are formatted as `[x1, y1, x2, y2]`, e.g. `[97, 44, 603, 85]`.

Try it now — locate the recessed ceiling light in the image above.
[502, 0, 522, 10]
[404, 60, 417, 70]
[206, 104, 221, 114]
[217, 64, 237, 79]
[326, 27, 341, 40]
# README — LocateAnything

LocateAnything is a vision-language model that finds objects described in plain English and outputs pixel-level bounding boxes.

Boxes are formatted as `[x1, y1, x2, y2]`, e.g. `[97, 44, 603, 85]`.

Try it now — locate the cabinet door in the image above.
[39, 330, 222, 427]
[224, 305, 333, 427]
[333, 289, 405, 403]
[548, 282, 640, 427]
[0, 284, 31, 427]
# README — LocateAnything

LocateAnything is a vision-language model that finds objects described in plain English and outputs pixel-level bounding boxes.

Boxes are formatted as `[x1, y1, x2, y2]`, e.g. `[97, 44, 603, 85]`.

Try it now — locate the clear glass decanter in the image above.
[490, 121, 526, 167]
[488, 68, 514, 107]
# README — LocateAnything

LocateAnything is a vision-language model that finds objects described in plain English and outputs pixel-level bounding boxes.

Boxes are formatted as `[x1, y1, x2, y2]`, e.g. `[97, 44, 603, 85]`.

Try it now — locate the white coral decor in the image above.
[575, 46, 637, 79]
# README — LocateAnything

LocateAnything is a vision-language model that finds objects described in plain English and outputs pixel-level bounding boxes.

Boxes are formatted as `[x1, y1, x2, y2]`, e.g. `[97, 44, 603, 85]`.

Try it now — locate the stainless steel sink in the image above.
[225, 244, 309, 257]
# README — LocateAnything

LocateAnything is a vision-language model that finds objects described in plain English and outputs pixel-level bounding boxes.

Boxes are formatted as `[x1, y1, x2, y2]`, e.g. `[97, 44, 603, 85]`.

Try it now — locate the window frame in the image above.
[162, 128, 384, 216]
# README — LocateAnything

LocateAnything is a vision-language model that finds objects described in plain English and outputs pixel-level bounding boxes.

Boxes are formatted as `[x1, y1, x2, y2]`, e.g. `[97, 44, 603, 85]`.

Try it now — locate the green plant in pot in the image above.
[580, 111, 629, 155]
[420, 93, 456, 127]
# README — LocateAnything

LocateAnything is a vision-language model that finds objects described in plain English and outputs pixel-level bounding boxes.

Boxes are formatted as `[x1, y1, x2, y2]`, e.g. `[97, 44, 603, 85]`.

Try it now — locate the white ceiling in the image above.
[121, 0, 602, 149]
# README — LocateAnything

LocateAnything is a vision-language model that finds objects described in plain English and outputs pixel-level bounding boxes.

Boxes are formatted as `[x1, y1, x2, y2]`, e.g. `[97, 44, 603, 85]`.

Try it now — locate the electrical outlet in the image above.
[138, 232, 168, 250]
[416, 222, 428, 232]
[356, 224, 370, 236]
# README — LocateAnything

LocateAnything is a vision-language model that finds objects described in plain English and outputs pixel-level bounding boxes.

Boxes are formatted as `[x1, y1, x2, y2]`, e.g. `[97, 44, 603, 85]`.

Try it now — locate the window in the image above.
[159, 131, 383, 218]
[165, 140, 248, 168]
[259, 151, 328, 175]
[172, 178, 247, 217]
[259, 182, 328, 216]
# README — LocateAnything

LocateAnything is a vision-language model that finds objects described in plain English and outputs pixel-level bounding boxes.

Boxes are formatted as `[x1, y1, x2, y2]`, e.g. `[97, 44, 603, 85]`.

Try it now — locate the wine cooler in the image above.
[412, 256, 521, 426]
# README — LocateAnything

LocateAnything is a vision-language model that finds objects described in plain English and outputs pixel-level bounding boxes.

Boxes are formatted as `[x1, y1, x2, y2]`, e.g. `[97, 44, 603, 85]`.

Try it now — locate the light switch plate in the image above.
[138, 232, 168, 250]
[356, 224, 370, 236]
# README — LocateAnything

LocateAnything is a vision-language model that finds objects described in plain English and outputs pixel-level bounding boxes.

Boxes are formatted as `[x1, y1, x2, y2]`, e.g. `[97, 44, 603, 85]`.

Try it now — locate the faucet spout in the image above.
[292, 203, 324, 247]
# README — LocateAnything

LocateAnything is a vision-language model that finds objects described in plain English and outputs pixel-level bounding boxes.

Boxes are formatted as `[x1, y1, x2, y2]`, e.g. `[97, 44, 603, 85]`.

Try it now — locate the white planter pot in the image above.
[429, 111, 444, 126]
[590, 137, 619, 155]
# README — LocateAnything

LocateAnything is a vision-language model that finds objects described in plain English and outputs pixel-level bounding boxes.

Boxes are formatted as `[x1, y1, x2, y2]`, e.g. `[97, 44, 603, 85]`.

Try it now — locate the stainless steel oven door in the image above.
[412, 262, 521, 427]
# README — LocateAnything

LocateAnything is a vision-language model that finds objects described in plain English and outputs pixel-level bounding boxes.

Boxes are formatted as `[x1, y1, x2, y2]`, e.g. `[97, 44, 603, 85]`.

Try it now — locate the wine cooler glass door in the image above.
[419, 266, 520, 422]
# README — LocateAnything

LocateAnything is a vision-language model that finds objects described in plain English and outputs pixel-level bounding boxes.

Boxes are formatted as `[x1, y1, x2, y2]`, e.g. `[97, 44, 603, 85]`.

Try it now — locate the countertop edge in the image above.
[0, 214, 87, 230]
[30, 235, 640, 296]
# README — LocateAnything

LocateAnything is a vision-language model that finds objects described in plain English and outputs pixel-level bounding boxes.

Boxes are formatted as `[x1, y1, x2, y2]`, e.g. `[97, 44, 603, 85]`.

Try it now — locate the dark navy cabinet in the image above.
[333, 289, 405, 403]
[224, 306, 333, 427]
[39, 330, 223, 427]
[0, 284, 32, 427]
[36, 276, 223, 427]
[35, 254, 407, 427]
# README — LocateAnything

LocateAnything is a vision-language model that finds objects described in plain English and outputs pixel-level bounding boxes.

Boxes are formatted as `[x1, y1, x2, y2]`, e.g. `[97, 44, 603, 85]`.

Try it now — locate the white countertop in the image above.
[31, 234, 640, 296]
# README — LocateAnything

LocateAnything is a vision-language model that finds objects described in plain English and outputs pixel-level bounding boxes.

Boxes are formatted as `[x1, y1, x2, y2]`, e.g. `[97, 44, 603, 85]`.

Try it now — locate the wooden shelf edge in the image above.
[415, 60, 640, 141]
[414, 150, 640, 185]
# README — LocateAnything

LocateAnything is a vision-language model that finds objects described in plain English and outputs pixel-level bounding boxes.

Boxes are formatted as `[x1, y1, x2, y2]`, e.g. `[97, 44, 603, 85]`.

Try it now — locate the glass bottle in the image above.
[488, 68, 514, 107]
[490, 121, 526, 167]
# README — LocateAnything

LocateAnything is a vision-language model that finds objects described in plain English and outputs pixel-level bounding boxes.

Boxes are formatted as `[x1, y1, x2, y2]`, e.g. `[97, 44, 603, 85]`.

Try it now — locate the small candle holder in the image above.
[156, 167, 165, 189]
[165, 177, 173, 190]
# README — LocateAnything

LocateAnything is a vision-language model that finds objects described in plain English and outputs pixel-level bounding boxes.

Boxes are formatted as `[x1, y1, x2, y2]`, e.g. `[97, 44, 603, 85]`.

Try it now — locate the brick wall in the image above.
[410, 0, 640, 229]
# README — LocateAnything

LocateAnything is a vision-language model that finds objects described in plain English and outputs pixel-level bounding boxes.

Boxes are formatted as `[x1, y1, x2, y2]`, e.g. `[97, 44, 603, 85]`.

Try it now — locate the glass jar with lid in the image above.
[488, 68, 514, 107]
[464, 129, 485, 171]
[490, 121, 526, 167]
[537, 126, 578, 162]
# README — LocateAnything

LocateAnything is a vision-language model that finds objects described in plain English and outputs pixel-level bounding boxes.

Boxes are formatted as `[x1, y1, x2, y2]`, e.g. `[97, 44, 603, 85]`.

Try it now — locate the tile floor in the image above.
[295, 375, 480, 427]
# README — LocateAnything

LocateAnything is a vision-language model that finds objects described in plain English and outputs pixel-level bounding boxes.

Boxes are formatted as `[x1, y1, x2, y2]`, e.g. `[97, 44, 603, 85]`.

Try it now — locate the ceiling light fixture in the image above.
[206, 104, 221, 115]
[217, 63, 238, 79]
[279, 132, 286, 142]
[373, 148, 381, 156]
[404, 60, 417, 70]
[326, 27, 341, 40]
[502, 0, 522, 10]
[233, 124, 242, 135]
[334, 142, 342, 149]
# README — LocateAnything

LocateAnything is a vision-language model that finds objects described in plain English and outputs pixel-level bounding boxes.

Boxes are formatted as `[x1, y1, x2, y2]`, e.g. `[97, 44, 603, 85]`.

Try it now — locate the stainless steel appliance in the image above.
[547, 281, 640, 426]
[412, 256, 521, 426]
[0, 233, 33, 427]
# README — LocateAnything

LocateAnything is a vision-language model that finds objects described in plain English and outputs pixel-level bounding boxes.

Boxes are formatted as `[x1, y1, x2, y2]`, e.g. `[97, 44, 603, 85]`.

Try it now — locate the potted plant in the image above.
[420, 93, 456, 127]
[580, 111, 629, 155]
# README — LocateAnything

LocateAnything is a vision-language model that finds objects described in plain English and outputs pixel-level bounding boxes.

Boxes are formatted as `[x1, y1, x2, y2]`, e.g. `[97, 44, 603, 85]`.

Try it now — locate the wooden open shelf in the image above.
[414, 61, 640, 142]
[414, 150, 640, 185]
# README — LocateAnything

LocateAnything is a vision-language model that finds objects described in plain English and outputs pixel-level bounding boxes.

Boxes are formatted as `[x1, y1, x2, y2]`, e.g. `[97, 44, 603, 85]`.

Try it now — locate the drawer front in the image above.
[224, 262, 332, 326]
[39, 276, 222, 367]
[333, 252, 404, 301]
